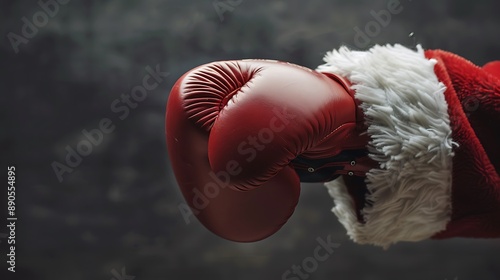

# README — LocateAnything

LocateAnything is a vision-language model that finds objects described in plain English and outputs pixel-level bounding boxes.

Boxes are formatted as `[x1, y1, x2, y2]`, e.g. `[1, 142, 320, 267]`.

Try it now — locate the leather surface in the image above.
[166, 60, 360, 241]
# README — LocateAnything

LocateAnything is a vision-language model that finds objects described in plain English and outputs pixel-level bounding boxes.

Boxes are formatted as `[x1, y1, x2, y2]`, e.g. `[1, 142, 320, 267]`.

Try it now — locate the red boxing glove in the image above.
[166, 60, 361, 242]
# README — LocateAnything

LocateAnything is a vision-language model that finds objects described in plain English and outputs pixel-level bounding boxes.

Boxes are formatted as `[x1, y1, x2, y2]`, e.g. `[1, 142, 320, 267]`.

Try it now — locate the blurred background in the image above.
[1, 0, 500, 279]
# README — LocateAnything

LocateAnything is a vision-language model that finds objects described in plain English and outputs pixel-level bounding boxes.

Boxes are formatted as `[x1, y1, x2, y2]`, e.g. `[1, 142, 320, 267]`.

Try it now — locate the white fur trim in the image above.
[318, 44, 454, 248]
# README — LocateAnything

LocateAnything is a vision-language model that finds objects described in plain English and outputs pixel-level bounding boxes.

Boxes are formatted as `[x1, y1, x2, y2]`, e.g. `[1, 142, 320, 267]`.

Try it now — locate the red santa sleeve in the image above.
[316, 44, 500, 248]
[483, 61, 500, 79]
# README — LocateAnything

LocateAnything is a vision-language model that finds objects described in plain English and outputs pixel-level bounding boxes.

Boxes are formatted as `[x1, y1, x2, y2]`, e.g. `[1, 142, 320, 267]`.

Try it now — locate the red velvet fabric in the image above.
[483, 61, 500, 79]
[424, 50, 500, 239]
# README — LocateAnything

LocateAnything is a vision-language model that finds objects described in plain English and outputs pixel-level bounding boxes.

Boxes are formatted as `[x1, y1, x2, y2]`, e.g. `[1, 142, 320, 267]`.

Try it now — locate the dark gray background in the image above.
[2, 0, 500, 279]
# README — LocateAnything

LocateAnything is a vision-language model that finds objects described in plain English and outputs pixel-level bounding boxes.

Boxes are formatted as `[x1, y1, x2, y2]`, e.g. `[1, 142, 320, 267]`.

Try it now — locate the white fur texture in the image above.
[318, 44, 454, 248]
